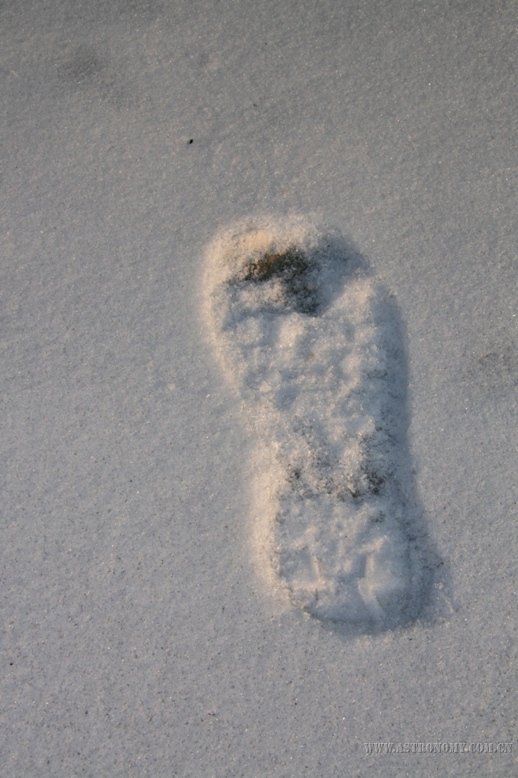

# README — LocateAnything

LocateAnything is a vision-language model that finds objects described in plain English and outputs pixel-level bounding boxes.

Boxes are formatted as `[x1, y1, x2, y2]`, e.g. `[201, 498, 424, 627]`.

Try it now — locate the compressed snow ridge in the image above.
[202, 217, 418, 628]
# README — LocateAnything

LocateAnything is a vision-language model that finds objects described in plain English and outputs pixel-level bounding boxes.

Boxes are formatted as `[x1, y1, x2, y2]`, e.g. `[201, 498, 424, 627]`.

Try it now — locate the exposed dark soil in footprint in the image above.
[240, 248, 320, 315]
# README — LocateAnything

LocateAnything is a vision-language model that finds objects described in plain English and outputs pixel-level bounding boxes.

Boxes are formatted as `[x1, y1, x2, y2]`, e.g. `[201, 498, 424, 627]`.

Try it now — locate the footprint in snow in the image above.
[202, 217, 426, 629]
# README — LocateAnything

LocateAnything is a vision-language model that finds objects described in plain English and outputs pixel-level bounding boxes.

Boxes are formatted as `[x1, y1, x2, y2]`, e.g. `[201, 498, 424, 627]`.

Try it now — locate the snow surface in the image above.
[1, 1, 517, 776]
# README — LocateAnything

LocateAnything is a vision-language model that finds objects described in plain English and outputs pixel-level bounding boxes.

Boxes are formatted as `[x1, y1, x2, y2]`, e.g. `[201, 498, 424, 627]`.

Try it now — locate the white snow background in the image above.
[1, 1, 516, 776]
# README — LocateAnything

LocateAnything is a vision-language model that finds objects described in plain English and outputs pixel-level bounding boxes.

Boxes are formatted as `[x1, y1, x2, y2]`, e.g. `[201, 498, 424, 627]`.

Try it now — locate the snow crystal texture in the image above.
[203, 218, 420, 628]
